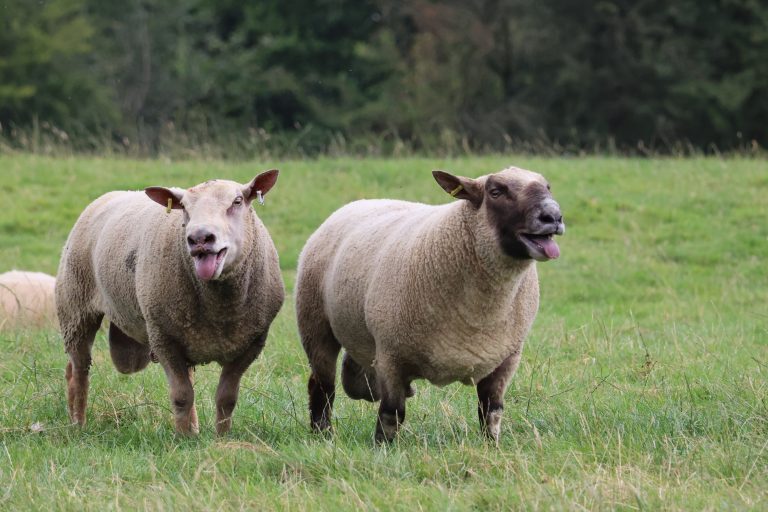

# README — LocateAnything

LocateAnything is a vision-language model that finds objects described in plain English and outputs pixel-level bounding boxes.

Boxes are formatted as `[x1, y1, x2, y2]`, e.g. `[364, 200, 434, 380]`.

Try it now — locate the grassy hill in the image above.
[0, 155, 766, 509]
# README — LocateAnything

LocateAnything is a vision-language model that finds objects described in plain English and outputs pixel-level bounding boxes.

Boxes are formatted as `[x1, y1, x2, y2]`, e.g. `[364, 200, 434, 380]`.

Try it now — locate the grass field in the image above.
[0, 154, 766, 510]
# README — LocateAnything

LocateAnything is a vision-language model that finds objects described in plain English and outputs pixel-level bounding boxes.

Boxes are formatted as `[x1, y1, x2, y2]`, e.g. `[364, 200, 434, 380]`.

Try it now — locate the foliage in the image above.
[0, 0, 117, 145]
[0, 0, 767, 154]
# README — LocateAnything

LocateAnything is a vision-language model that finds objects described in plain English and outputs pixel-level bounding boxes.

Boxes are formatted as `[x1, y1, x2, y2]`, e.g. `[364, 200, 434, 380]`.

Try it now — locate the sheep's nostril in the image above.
[556, 214, 563, 223]
[539, 213, 556, 224]
[187, 229, 216, 247]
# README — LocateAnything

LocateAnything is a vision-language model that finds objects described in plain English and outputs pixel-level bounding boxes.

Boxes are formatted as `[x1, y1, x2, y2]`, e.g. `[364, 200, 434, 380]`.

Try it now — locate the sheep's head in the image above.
[433, 167, 564, 262]
[145, 170, 279, 281]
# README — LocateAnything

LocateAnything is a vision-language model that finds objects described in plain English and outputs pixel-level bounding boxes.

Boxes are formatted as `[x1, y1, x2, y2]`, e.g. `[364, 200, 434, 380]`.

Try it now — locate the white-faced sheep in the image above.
[295, 166, 564, 443]
[0, 270, 57, 330]
[56, 171, 285, 435]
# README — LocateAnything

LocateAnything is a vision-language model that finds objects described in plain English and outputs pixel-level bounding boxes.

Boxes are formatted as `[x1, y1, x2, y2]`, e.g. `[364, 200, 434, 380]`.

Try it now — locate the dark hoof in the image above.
[311, 418, 333, 434]
[374, 430, 394, 444]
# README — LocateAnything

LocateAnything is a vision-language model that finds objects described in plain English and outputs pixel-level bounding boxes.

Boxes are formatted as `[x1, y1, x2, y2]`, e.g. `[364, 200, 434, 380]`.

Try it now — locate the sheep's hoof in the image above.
[311, 418, 333, 434]
[485, 431, 500, 446]
[216, 421, 232, 436]
[174, 428, 199, 437]
[174, 420, 200, 437]
[481, 409, 503, 445]
[374, 429, 396, 445]
[374, 421, 398, 444]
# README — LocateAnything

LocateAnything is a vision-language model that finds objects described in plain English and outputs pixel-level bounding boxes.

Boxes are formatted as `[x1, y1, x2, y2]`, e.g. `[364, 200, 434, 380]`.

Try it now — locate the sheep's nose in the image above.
[538, 212, 563, 224]
[187, 228, 216, 249]
[538, 200, 565, 235]
[538, 202, 562, 224]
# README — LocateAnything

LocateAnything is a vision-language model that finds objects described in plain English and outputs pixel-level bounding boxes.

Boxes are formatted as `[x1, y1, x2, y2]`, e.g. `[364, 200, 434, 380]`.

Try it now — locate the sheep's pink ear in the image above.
[243, 169, 279, 203]
[145, 187, 184, 209]
[432, 170, 482, 207]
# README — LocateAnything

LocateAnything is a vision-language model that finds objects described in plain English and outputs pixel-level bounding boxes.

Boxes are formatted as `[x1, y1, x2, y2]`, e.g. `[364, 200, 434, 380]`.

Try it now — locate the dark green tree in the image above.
[1, 0, 766, 154]
[0, 0, 117, 145]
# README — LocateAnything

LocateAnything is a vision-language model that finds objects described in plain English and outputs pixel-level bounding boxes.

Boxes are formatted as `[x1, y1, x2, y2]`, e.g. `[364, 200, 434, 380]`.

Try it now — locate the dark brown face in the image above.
[483, 172, 564, 261]
[432, 167, 565, 261]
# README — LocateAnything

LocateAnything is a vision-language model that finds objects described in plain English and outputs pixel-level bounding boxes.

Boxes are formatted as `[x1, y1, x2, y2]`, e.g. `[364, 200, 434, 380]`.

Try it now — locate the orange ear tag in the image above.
[450, 185, 464, 197]
[166, 198, 172, 214]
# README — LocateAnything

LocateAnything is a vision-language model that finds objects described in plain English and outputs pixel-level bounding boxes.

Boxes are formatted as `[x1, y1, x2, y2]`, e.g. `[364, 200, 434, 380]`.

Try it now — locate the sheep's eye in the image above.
[546, 183, 551, 191]
[233, 197, 243, 206]
[489, 189, 502, 198]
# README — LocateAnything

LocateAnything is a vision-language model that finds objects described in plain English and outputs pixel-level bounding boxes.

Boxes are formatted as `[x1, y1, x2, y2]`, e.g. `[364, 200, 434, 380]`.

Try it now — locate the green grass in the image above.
[1, 154, 767, 510]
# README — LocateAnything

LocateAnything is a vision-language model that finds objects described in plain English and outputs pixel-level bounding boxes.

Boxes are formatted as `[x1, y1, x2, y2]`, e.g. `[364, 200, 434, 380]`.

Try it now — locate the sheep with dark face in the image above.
[295, 166, 564, 443]
[56, 171, 284, 435]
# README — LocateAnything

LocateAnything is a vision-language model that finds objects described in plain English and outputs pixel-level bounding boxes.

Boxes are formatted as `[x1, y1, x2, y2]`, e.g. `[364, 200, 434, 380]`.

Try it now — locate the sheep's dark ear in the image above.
[432, 170, 482, 207]
[145, 187, 184, 209]
[243, 169, 279, 203]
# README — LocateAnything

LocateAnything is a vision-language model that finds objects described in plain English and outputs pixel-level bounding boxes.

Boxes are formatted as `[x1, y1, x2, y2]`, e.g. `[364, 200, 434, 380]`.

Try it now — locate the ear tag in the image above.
[166, 198, 172, 214]
[450, 185, 464, 197]
[256, 190, 265, 205]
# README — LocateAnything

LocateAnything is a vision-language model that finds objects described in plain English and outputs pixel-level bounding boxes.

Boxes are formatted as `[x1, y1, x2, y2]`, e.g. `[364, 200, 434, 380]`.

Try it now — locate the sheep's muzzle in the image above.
[192, 248, 228, 281]
[518, 233, 560, 260]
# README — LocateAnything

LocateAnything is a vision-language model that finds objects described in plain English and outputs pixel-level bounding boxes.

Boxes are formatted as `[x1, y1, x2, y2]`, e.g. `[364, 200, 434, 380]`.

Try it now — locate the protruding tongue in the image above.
[539, 238, 560, 259]
[194, 253, 218, 280]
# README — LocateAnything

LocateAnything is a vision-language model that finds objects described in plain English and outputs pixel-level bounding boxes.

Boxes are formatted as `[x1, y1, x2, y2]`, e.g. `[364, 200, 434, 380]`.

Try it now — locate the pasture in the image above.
[0, 155, 766, 510]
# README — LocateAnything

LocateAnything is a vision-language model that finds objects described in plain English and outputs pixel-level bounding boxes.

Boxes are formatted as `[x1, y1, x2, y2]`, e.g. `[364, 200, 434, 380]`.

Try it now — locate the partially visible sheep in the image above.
[296, 166, 564, 443]
[0, 270, 57, 330]
[56, 171, 285, 435]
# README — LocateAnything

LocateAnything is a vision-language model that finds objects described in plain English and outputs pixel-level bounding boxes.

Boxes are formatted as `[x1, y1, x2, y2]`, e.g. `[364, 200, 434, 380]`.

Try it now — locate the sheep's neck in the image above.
[420, 201, 534, 321]
[458, 200, 533, 285]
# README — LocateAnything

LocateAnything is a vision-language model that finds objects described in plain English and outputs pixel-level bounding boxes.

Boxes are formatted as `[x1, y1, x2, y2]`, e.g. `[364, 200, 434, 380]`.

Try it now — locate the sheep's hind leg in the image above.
[476, 351, 522, 443]
[215, 333, 267, 435]
[300, 318, 340, 433]
[62, 313, 103, 426]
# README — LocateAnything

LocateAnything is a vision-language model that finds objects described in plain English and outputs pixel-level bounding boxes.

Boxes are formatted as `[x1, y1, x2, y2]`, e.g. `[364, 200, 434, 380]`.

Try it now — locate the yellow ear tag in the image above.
[450, 185, 464, 197]
[166, 198, 172, 214]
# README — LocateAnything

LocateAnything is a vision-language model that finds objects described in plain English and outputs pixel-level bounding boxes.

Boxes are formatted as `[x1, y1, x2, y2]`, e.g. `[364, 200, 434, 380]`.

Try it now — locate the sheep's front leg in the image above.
[160, 359, 198, 435]
[476, 350, 522, 443]
[374, 360, 409, 444]
[215, 334, 267, 435]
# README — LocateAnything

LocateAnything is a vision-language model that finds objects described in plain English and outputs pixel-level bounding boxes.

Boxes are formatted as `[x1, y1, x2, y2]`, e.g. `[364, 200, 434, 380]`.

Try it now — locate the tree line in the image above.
[1, 0, 766, 156]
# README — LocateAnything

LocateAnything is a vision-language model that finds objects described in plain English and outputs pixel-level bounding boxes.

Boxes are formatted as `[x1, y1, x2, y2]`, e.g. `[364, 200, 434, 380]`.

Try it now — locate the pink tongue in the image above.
[194, 253, 219, 280]
[539, 239, 560, 259]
